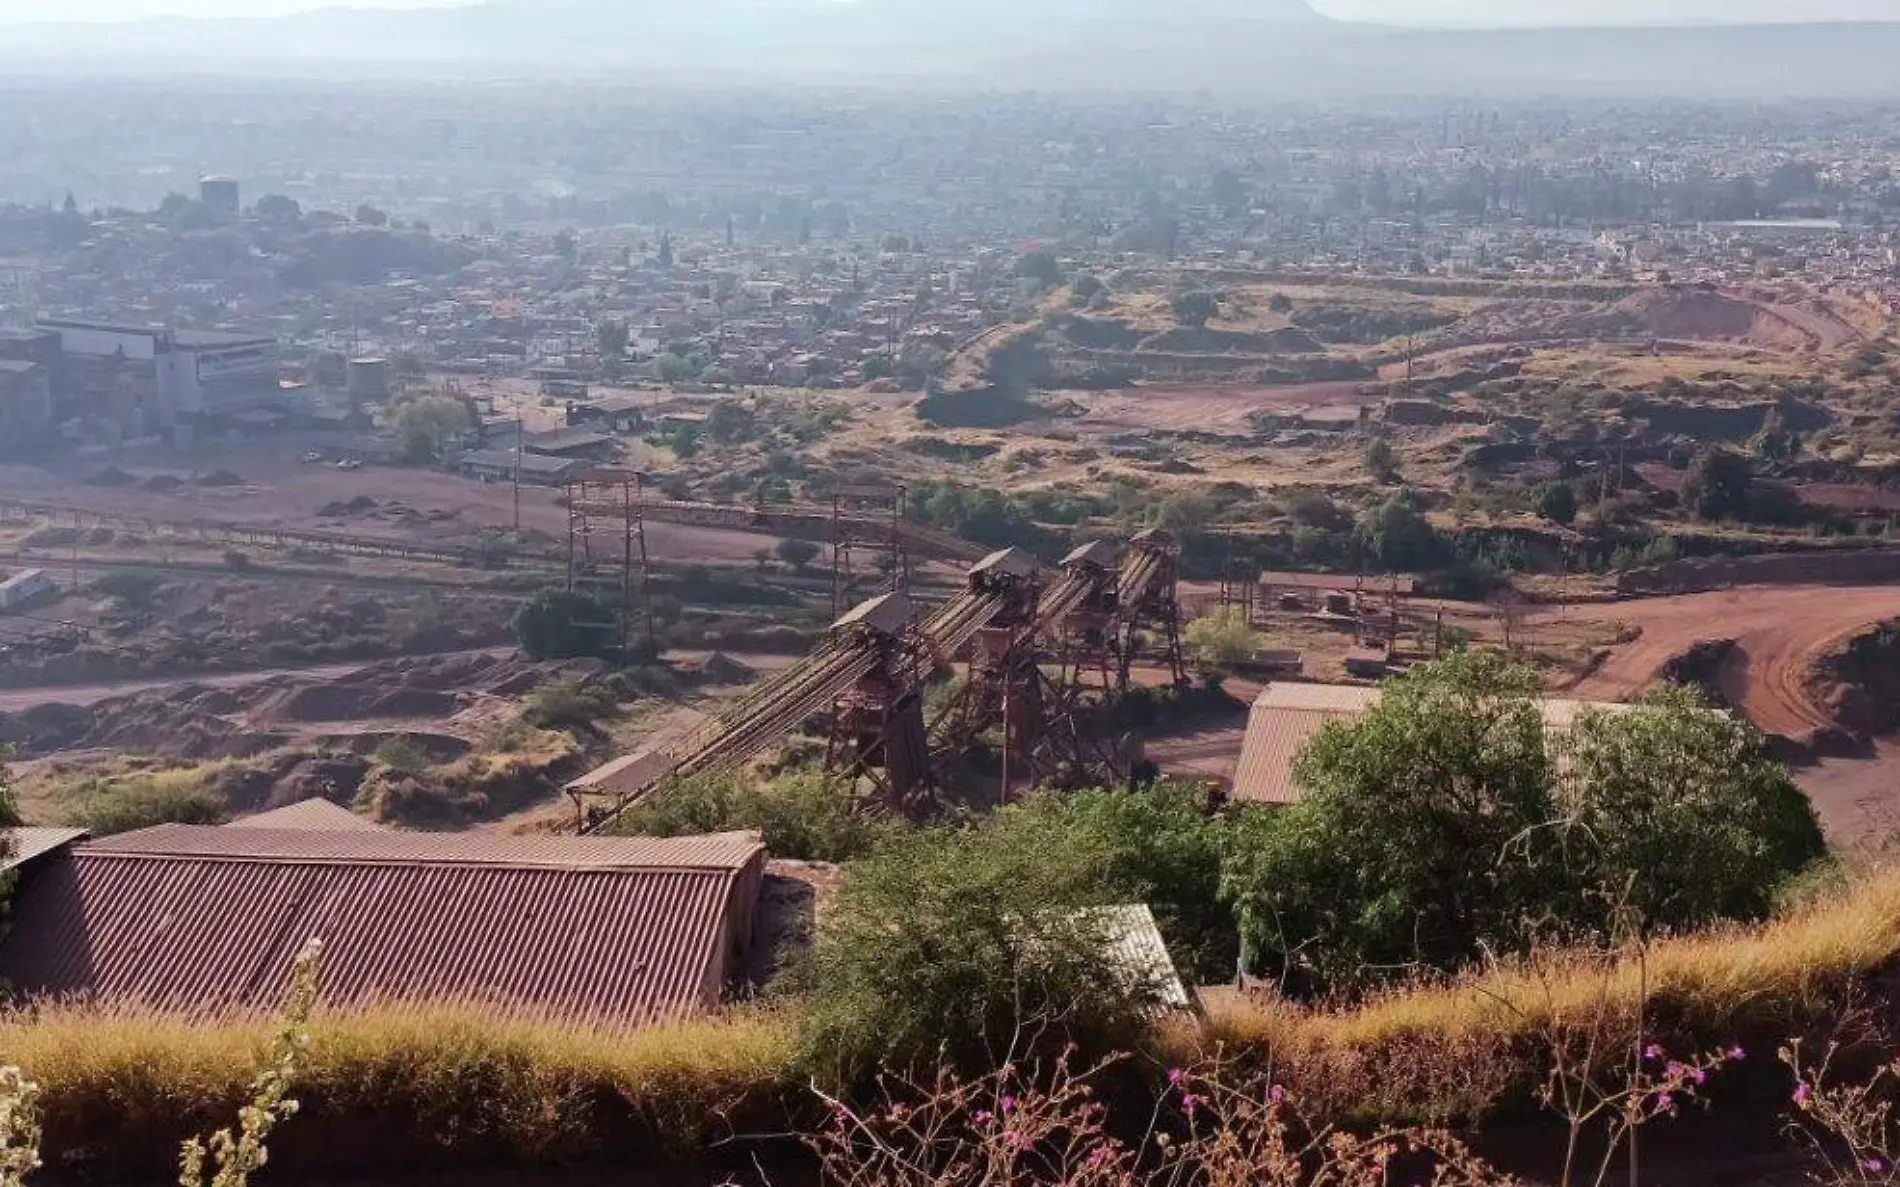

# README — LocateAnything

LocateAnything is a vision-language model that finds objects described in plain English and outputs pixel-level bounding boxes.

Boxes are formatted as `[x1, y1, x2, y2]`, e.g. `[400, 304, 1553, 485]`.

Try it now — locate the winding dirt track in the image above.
[1535, 585, 1900, 737]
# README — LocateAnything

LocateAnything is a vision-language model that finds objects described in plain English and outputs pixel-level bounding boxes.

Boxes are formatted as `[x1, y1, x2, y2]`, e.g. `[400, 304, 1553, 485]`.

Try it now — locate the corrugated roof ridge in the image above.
[74, 850, 756, 874]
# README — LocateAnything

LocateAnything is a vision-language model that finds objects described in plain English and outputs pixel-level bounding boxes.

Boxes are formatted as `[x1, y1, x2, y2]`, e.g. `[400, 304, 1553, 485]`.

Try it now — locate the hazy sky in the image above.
[0, 0, 1896, 24]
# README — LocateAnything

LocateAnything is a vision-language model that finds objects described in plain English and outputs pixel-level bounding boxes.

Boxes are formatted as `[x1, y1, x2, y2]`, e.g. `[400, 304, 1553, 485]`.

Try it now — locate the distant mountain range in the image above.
[7, 0, 1900, 96]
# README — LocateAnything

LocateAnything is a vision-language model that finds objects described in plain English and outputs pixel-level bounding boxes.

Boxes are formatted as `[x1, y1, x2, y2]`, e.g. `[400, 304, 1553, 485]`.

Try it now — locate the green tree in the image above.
[387, 395, 470, 462]
[1268, 292, 1294, 314]
[1565, 686, 1824, 931]
[1357, 492, 1441, 570]
[595, 320, 630, 377]
[775, 538, 821, 571]
[1223, 654, 1827, 990]
[1069, 272, 1105, 305]
[1017, 249, 1063, 289]
[1365, 436, 1397, 480]
[354, 203, 389, 227]
[1170, 291, 1219, 328]
[705, 400, 756, 445]
[1223, 651, 1560, 986]
[1184, 607, 1265, 669]
[1533, 481, 1579, 526]
[1684, 447, 1753, 521]
[513, 587, 618, 660]
[803, 794, 1186, 1068]
[654, 353, 697, 385]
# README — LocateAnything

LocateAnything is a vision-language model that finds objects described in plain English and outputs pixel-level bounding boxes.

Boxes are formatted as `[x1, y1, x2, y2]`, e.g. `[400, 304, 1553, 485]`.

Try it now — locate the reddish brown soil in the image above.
[1542, 586, 1900, 737]
[0, 439, 777, 566]
[1074, 381, 1370, 433]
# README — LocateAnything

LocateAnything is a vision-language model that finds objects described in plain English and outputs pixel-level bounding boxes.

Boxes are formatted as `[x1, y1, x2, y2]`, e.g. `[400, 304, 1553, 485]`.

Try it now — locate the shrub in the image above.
[521, 679, 619, 733]
[1533, 480, 1578, 526]
[371, 736, 431, 774]
[90, 570, 164, 607]
[1183, 607, 1265, 670]
[1222, 652, 1827, 991]
[802, 821, 1153, 1073]
[620, 768, 889, 864]
[774, 538, 822, 571]
[514, 587, 618, 660]
[60, 770, 229, 835]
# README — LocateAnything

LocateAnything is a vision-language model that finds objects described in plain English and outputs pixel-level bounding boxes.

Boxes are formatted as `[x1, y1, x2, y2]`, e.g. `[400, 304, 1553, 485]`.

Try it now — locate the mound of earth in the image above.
[1660, 638, 1742, 710]
[1810, 620, 1900, 738]
[259, 682, 460, 724]
[699, 652, 757, 684]
[314, 730, 472, 763]
[1611, 287, 1769, 342]
[260, 757, 371, 809]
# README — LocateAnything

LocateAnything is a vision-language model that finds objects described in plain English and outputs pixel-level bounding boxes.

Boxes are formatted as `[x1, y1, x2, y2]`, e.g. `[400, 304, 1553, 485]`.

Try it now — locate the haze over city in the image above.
[8, 0, 1900, 1178]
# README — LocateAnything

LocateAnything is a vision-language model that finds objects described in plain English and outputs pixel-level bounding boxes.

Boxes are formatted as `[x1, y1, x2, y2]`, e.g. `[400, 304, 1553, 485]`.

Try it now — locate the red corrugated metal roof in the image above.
[86, 824, 764, 871]
[0, 848, 761, 1027]
[0, 828, 88, 873]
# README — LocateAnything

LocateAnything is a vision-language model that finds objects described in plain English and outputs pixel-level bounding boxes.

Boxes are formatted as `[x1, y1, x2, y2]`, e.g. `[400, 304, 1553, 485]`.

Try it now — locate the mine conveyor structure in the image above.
[569, 532, 1191, 831]
[570, 591, 930, 833]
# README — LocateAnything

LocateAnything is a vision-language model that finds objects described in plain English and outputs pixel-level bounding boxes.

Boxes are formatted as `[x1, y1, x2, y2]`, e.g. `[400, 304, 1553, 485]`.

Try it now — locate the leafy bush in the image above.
[1533, 481, 1579, 526]
[802, 824, 1149, 1071]
[514, 587, 618, 660]
[60, 770, 229, 835]
[521, 680, 619, 733]
[1222, 652, 1826, 990]
[620, 768, 888, 864]
[91, 570, 164, 607]
[1184, 607, 1265, 669]
[372, 736, 431, 774]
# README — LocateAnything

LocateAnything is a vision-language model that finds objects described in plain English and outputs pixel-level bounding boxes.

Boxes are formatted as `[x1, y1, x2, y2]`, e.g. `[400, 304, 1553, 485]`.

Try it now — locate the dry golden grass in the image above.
[0, 1001, 802, 1172]
[1168, 867, 1900, 1125]
[6, 870, 1900, 1167]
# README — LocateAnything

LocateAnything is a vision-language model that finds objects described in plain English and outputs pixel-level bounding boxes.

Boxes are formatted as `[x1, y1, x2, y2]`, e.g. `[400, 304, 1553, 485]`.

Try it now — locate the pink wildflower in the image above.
[1794, 1083, 1812, 1105]
[1268, 1084, 1287, 1104]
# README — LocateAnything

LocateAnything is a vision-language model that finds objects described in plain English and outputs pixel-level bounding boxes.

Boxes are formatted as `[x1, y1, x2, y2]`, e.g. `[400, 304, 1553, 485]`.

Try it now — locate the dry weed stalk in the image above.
[178, 936, 326, 1187]
[1781, 1025, 1900, 1185]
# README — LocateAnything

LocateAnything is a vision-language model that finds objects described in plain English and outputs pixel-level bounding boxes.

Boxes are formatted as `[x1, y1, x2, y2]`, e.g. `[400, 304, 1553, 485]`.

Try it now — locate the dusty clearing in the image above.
[0, 437, 778, 567]
[1538, 585, 1900, 738]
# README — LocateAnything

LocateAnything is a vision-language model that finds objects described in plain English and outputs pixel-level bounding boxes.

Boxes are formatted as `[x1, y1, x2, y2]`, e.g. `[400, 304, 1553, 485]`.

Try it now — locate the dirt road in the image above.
[1536, 585, 1900, 737]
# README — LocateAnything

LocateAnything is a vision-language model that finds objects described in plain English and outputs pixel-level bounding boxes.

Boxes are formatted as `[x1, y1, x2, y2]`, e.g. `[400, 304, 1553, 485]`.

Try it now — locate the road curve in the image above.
[1534, 585, 1900, 736]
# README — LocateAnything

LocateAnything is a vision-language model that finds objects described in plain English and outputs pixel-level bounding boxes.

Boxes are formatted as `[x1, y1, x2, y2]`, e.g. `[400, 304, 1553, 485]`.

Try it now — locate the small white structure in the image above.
[0, 569, 56, 611]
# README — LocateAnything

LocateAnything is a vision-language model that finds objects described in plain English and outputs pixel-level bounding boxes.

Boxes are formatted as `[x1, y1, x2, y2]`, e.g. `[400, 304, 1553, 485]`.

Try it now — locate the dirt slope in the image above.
[1539, 585, 1900, 737]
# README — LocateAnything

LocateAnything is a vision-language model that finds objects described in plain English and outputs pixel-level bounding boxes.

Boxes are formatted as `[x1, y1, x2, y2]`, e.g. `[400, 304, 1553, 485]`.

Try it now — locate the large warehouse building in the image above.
[0, 810, 768, 1027]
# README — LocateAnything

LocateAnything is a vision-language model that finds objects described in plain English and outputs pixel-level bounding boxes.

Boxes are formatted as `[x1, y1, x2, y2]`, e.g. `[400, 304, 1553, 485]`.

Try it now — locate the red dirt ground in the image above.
[1536, 585, 1900, 842]
[1539, 585, 1900, 738]
[1073, 382, 1370, 434]
[0, 440, 777, 566]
